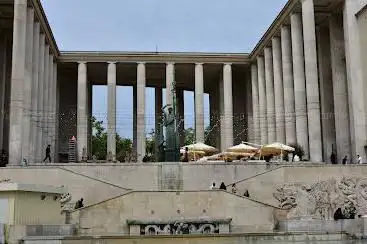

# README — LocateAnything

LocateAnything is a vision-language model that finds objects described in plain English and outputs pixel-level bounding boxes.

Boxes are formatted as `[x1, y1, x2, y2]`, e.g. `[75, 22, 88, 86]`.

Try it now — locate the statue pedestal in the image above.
[158, 163, 183, 190]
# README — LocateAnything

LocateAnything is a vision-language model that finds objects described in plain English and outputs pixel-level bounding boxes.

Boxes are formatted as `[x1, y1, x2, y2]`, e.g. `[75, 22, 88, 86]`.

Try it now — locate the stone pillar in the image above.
[302, 0, 323, 162]
[281, 25, 297, 144]
[53, 63, 58, 163]
[77, 62, 88, 162]
[136, 62, 146, 162]
[176, 88, 185, 146]
[257, 56, 267, 145]
[42, 46, 49, 152]
[21, 8, 34, 163]
[195, 63, 204, 143]
[251, 64, 260, 144]
[133, 85, 137, 161]
[316, 25, 336, 162]
[272, 37, 286, 143]
[9, 0, 27, 165]
[246, 70, 254, 143]
[107, 62, 116, 159]
[330, 13, 351, 162]
[29, 22, 40, 164]
[155, 87, 162, 161]
[166, 62, 175, 106]
[222, 63, 233, 149]
[343, 0, 366, 158]
[48, 55, 54, 152]
[0, 36, 7, 152]
[264, 47, 276, 143]
[36, 34, 45, 163]
[291, 13, 309, 159]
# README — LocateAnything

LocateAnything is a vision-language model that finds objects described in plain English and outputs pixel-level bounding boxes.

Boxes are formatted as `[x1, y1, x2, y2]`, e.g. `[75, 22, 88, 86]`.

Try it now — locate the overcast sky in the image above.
[41, 0, 287, 138]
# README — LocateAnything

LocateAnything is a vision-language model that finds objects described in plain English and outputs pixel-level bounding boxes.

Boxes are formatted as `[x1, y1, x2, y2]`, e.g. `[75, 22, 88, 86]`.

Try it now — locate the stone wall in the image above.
[70, 191, 280, 235]
[0, 168, 127, 205]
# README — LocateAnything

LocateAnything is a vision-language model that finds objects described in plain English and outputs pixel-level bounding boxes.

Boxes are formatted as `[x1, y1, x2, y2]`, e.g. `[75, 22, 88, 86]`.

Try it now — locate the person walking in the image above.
[330, 152, 337, 165]
[342, 155, 348, 165]
[43, 145, 52, 163]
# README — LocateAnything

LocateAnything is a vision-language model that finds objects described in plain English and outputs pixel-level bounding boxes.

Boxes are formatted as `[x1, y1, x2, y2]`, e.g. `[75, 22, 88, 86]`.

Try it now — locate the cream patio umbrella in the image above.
[260, 142, 295, 159]
[183, 142, 218, 154]
[227, 143, 258, 153]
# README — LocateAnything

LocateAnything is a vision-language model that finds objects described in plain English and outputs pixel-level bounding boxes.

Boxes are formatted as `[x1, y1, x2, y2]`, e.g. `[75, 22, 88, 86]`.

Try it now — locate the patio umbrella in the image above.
[227, 143, 258, 153]
[183, 142, 218, 153]
[260, 142, 295, 157]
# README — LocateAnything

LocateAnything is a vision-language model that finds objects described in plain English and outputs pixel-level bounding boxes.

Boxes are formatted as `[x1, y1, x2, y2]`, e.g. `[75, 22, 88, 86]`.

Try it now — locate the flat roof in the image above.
[0, 183, 66, 194]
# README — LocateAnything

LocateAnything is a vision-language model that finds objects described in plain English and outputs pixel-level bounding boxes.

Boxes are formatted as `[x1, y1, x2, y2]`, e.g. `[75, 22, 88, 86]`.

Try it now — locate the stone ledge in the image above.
[126, 218, 232, 225]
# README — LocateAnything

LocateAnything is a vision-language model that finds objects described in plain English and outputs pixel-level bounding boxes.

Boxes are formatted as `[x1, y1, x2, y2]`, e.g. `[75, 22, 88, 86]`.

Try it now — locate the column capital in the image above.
[166, 62, 175, 65]
[137, 61, 146, 65]
[107, 61, 117, 65]
[78, 61, 87, 65]
[223, 62, 232, 66]
[195, 62, 204, 66]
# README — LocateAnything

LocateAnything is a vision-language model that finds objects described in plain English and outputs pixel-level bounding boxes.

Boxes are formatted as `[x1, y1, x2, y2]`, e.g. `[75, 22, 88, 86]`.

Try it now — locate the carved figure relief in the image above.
[273, 177, 367, 220]
[140, 222, 219, 235]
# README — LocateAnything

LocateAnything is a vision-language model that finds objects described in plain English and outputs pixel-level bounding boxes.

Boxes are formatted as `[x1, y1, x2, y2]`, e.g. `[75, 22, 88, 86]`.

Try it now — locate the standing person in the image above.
[342, 155, 348, 165]
[231, 183, 237, 194]
[182, 147, 189, 162]
[357, 155, 363, 164]
[330, 152, 337, 165]
[43, 145, 51, 163]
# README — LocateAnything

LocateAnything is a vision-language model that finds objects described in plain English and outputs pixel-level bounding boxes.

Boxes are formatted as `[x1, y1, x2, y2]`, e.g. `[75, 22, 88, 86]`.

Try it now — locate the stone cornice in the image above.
[30, 0, 60, 57]
[58, 51, 250, 64]
[249, 0, 297, 61]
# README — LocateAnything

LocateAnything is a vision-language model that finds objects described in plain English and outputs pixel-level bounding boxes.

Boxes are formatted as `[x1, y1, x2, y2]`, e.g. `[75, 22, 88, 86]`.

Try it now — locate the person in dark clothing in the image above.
[342, 155, 348, 165]
[330, 152, 337, 164]
[244, 189, 250, 198]
[182, 147, 189, 162]
[219, 182, 227, 190]
[43, 145, 51, 163]
[74, 198, 84, 209]
[334, 208, 343, 221]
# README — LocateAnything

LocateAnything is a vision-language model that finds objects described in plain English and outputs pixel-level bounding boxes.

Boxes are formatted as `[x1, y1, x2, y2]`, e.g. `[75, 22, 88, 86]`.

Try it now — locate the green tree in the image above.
[184, 127, 195, 145]
[91, 116, 133, 161]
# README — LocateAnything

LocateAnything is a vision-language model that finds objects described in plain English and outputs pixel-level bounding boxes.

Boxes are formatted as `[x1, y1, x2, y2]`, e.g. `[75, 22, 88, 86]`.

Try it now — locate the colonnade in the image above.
[251, 0, 363, 163]
[8, 0, 58, 165]
[76, 62, 234, 161]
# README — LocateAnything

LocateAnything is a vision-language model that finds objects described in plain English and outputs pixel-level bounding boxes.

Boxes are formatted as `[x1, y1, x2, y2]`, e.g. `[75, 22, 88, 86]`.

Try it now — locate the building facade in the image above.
[0, 0, 366, 165]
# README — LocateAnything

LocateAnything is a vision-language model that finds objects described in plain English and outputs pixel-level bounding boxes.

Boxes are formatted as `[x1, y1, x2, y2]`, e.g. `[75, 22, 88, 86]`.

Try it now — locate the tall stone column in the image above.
[264, 47, 276, 143]
[302, 0, 323, 162]
[21, 8, 34, 163]
[291, 13, 309, 159]
[246, 70, 254, 143]
[272, 37, 286, 143]
[77, 62, 88, 162]
[219, 79, 225, 151]
[53, 63, 58, 162]
[281, 25, 296, 144]
[0, 36, 7, 152]
[257, 56, 267, 145]
[222, 63, 233, 149]
[330, 13, 351, 162]
[316, 26, 335, 162]
[136, 62, 146, 162]
[47, 55, 54, 152]
[343, 0, 366, 158]
[43, 46, 49, 151]
[9, 0, 27, 165]
[107, 62, 116, 159]
[176, 88, 185, 146]
[36, 34, 45, 162]
[195, 63, 204, 143]
[251, 64, 260, 144]
[133, 85, 137, 161]
[166, 62, 175, 106]
[30, 22, 40, 164]
[155, 87, 162, 161]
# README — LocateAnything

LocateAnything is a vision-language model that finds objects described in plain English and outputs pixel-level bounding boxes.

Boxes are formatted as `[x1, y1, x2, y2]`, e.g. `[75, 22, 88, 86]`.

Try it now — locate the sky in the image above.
[41, 0, 287, 139]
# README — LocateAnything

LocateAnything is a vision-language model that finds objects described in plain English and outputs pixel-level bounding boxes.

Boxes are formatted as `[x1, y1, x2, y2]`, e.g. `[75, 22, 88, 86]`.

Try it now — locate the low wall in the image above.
[70, 190, 281, 235]
[21, 232, 350, 244]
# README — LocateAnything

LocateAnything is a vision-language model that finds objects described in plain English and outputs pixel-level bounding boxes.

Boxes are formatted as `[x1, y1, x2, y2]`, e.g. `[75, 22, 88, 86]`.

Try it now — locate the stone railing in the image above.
[126, 218, 232, 235]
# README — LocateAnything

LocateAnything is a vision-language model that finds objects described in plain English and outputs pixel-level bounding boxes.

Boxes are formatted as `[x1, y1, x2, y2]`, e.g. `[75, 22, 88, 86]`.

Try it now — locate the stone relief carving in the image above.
[140, 222, 219, 235]
[60, 193, 73, 212]
[273, 177, 367, 220]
